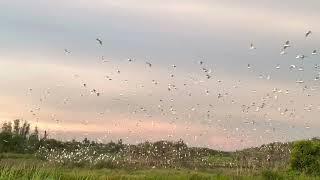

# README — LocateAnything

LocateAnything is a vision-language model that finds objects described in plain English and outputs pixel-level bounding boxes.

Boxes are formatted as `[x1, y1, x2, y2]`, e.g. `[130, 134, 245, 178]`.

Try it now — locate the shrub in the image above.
[290, 140, 320, 175]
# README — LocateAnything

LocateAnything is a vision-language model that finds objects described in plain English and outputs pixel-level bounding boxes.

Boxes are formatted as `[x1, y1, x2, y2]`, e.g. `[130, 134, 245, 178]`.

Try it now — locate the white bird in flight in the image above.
[280, 50, 287, 55]
[296, 80, 304, 84]
[296, 54, 306, 60]
[96, 38, 103, 46]
[283, 40, 290, 49]
[146, 62, 152, 67]
[312, 50, 317, 55]
[64, 49, 71, 54]
[249, 43, 256, 50]
[289, 65, 296, 70]
[305, 30, 312, 38]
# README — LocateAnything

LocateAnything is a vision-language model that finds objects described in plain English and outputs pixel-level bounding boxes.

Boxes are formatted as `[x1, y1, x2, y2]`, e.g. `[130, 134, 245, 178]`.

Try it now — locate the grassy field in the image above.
[0, 153, 318, 180]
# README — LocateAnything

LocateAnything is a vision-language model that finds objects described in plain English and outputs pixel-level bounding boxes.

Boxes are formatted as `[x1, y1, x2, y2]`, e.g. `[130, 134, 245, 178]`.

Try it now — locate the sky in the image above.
[0, 0, 320, 151]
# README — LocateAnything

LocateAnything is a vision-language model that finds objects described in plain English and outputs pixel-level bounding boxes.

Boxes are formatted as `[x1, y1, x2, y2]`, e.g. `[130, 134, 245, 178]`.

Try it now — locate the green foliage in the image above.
[290, 139, 320, 175]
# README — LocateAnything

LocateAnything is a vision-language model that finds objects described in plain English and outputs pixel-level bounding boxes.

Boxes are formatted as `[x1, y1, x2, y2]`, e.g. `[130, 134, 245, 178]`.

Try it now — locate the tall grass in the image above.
[0, 165, 317, 180]
[0, 152, 318, 180]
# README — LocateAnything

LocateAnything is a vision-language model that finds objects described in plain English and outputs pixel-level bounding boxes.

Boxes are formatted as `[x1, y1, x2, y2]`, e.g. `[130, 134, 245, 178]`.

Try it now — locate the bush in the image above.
[290, 140, 320, 175]
[261, 170, 284, 180]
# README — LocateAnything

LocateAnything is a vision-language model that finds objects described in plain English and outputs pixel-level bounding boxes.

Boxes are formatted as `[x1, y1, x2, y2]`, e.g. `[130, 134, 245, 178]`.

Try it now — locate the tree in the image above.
[20, 121, 30, 138]
[0, 126, 12, 152]
[82, 137, 90, 144]
[33, 126, 39, 138]
[13, 119, 20, 135]
[28, 126, 40, 152]
[1, 122, 12, 133]
[43, 130, 48, 140]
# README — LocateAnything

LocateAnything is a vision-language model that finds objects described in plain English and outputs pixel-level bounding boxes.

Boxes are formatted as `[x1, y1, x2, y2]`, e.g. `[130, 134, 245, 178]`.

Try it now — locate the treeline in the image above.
[0, 119, 42, 153]
[0, 119, 131, 154]
[0, 120, 225, 157]
[0, 120, 230, 169]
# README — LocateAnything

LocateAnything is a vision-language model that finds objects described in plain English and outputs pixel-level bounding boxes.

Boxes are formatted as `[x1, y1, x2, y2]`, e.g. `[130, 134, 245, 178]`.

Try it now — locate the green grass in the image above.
[0, 153, 319, 180]
[0, 153, 37, 159]
[0, 166, 250, 180]
[206, 155, 234, 167]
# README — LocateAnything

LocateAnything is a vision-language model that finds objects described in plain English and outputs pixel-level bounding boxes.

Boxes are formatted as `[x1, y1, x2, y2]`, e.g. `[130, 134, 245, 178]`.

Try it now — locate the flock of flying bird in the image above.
[249, 30, 318, 82]
[26, 29, 319, 147]
[70, 30, 318, 96]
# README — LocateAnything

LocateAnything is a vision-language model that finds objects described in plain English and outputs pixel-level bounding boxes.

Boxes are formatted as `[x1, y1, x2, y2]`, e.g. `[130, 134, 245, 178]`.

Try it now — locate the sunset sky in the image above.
[1, 0, 320, 151]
